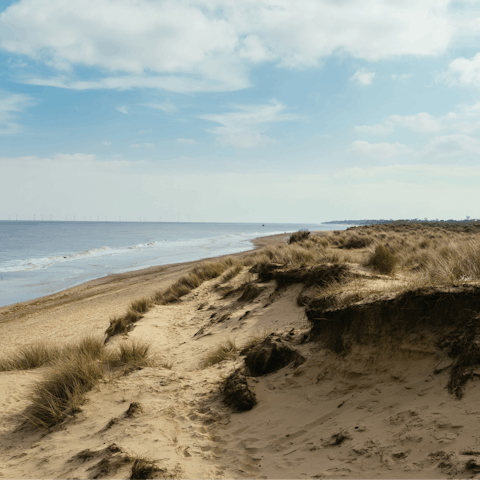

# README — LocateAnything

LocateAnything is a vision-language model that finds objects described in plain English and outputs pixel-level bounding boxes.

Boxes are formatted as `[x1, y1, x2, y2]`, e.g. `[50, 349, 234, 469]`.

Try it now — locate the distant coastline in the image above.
[323, 218, 480, 226]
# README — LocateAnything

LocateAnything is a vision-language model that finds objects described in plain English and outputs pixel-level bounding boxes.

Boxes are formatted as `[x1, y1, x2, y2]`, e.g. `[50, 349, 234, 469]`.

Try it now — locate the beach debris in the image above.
[222, 369, 257, 412]
[242, 336, 305, 377]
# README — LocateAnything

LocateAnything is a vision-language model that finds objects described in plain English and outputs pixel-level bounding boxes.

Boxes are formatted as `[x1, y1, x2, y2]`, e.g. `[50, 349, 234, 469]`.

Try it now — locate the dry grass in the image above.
[104, 297, 153, 341]
[0, 336, 105, 372]
[23, 337, 153, 428]
[200, 337, 238, 368]
[240, 328, 272, 352]
[288, 230, 311, 244]
[218, 263, 243, 283]
[365, 244, 398, 275]
[154, 258, 237, 305]
[24, 351, 105, 428]
[129, 457, 164, 480]
[109, 340, 153, 368]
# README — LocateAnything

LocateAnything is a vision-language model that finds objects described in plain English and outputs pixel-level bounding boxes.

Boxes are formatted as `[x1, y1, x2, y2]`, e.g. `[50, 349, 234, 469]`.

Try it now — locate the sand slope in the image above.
[1, 262, 480, 479]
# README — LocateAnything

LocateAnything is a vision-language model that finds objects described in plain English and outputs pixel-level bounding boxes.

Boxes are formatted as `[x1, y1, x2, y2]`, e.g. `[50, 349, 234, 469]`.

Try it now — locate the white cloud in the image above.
[447, 52, 480, 87]
[145, 102, 178, 113]
[350, 69, 376, 86]
[356, 112, 447, 136]
[389, 112, 443, 132]
[200, 100, 300, 148]
[176, 138, 195, 144]
[348, 140, 412, 158]
[0, 0, 456, 92]
[0, 92, 34, 134]
[117, 106, 128, 114]
[102, 141, 112, 146]
[130, 143, 154, 148]
[423, 134, 480, 156]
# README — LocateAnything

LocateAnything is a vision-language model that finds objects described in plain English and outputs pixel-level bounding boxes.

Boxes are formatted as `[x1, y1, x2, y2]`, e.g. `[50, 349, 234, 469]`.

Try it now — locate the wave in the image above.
[0, 229, 296, 274]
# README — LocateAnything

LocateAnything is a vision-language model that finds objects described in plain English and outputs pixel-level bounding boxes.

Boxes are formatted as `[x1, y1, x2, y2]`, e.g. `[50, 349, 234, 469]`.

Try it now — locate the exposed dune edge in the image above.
[2, 230, 480, 478]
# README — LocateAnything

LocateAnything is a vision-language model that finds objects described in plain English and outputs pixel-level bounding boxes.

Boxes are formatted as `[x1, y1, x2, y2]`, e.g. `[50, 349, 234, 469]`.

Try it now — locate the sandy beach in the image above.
[2, 226, 480, 479]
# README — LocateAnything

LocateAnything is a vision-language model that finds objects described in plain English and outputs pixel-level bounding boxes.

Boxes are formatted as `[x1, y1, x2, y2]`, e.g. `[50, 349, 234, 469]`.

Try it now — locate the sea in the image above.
[0, 221, 348, 308]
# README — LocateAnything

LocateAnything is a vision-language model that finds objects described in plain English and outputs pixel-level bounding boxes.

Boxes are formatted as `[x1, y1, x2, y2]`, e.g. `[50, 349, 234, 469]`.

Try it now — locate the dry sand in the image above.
[1, 233, 480, 479]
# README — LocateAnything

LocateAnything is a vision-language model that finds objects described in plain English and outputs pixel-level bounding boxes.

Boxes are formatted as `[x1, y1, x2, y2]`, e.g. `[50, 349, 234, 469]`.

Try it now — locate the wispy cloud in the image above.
[176, 138, 195, 144]
[348, 140, 412, 158]
[355, 102, 480, 137]
[200, 100, 300, 148]
[145, 102, 178, 113]
[423, 134, 480, 156]
[117, 105, 128, 114]
[0, 91, 34, 135]
[350, 69, 376, 86]
[130, 143, 154, 148]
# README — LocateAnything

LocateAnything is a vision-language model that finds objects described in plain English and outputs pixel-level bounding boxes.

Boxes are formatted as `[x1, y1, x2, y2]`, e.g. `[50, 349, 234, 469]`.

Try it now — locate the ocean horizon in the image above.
[0, 221, 348, 307]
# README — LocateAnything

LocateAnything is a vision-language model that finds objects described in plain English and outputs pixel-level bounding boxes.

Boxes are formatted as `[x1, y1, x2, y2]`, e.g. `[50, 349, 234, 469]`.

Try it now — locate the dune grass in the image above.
[218, 262, 243, 283]
[129, 457, 163, 480]
[0, 336, 105, 372]
[365, 244, 398, 275]
[288, 230, 311, 244]
[200, 337, 238, 368]
[153, 258, 237, 305]
[22, 337, 154, 428]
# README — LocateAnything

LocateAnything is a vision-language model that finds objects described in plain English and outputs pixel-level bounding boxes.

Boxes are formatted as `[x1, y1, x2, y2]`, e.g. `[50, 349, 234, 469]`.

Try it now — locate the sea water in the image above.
[0, 221, 347, 307]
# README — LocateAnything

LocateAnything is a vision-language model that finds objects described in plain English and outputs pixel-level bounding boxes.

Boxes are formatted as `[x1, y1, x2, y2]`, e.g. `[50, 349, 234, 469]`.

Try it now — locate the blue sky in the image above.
[2, 0, 480, 222]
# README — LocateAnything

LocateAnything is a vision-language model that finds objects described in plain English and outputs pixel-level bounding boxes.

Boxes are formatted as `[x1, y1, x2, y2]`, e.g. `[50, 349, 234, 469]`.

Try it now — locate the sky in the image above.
[2, 0, 480, 223]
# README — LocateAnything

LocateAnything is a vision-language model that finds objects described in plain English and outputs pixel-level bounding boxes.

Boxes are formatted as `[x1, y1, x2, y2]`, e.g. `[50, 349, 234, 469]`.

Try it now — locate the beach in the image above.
[2, 225, 480, 479]
[0, 233, 288, 355]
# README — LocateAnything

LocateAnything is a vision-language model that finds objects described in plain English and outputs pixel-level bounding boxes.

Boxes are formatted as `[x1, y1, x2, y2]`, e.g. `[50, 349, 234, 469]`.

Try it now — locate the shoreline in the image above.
[0, 232, 288, 353]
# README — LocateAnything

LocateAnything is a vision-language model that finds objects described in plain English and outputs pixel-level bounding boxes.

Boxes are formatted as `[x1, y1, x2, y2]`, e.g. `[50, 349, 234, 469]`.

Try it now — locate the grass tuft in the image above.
[129, 458, 163, 480]
[365, 244, 398, 275]
[154, 259, 236, 305]
[200, 337, 238, 368]
[287, 230, 311, 244]
[24, 352, 105, 428]
[110, 340, 153, 368]
[0, 336, 105, 372]
[22, 337, 154, 429]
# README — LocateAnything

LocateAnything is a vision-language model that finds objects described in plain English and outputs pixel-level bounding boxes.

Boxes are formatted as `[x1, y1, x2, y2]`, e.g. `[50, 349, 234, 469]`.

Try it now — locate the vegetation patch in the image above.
[0, 336, 104, 372]
[154, 258, 237, 305]
[200, 337, 238, 368]
[365, 244, 398, 274]
[130, 457, 162, 480]
[288, 230, 311, 244]
[22, 338, 153, 428]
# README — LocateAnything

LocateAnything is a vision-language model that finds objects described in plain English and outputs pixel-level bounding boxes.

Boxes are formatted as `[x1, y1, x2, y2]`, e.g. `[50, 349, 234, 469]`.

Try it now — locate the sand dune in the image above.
[2, 230, 480, 479]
